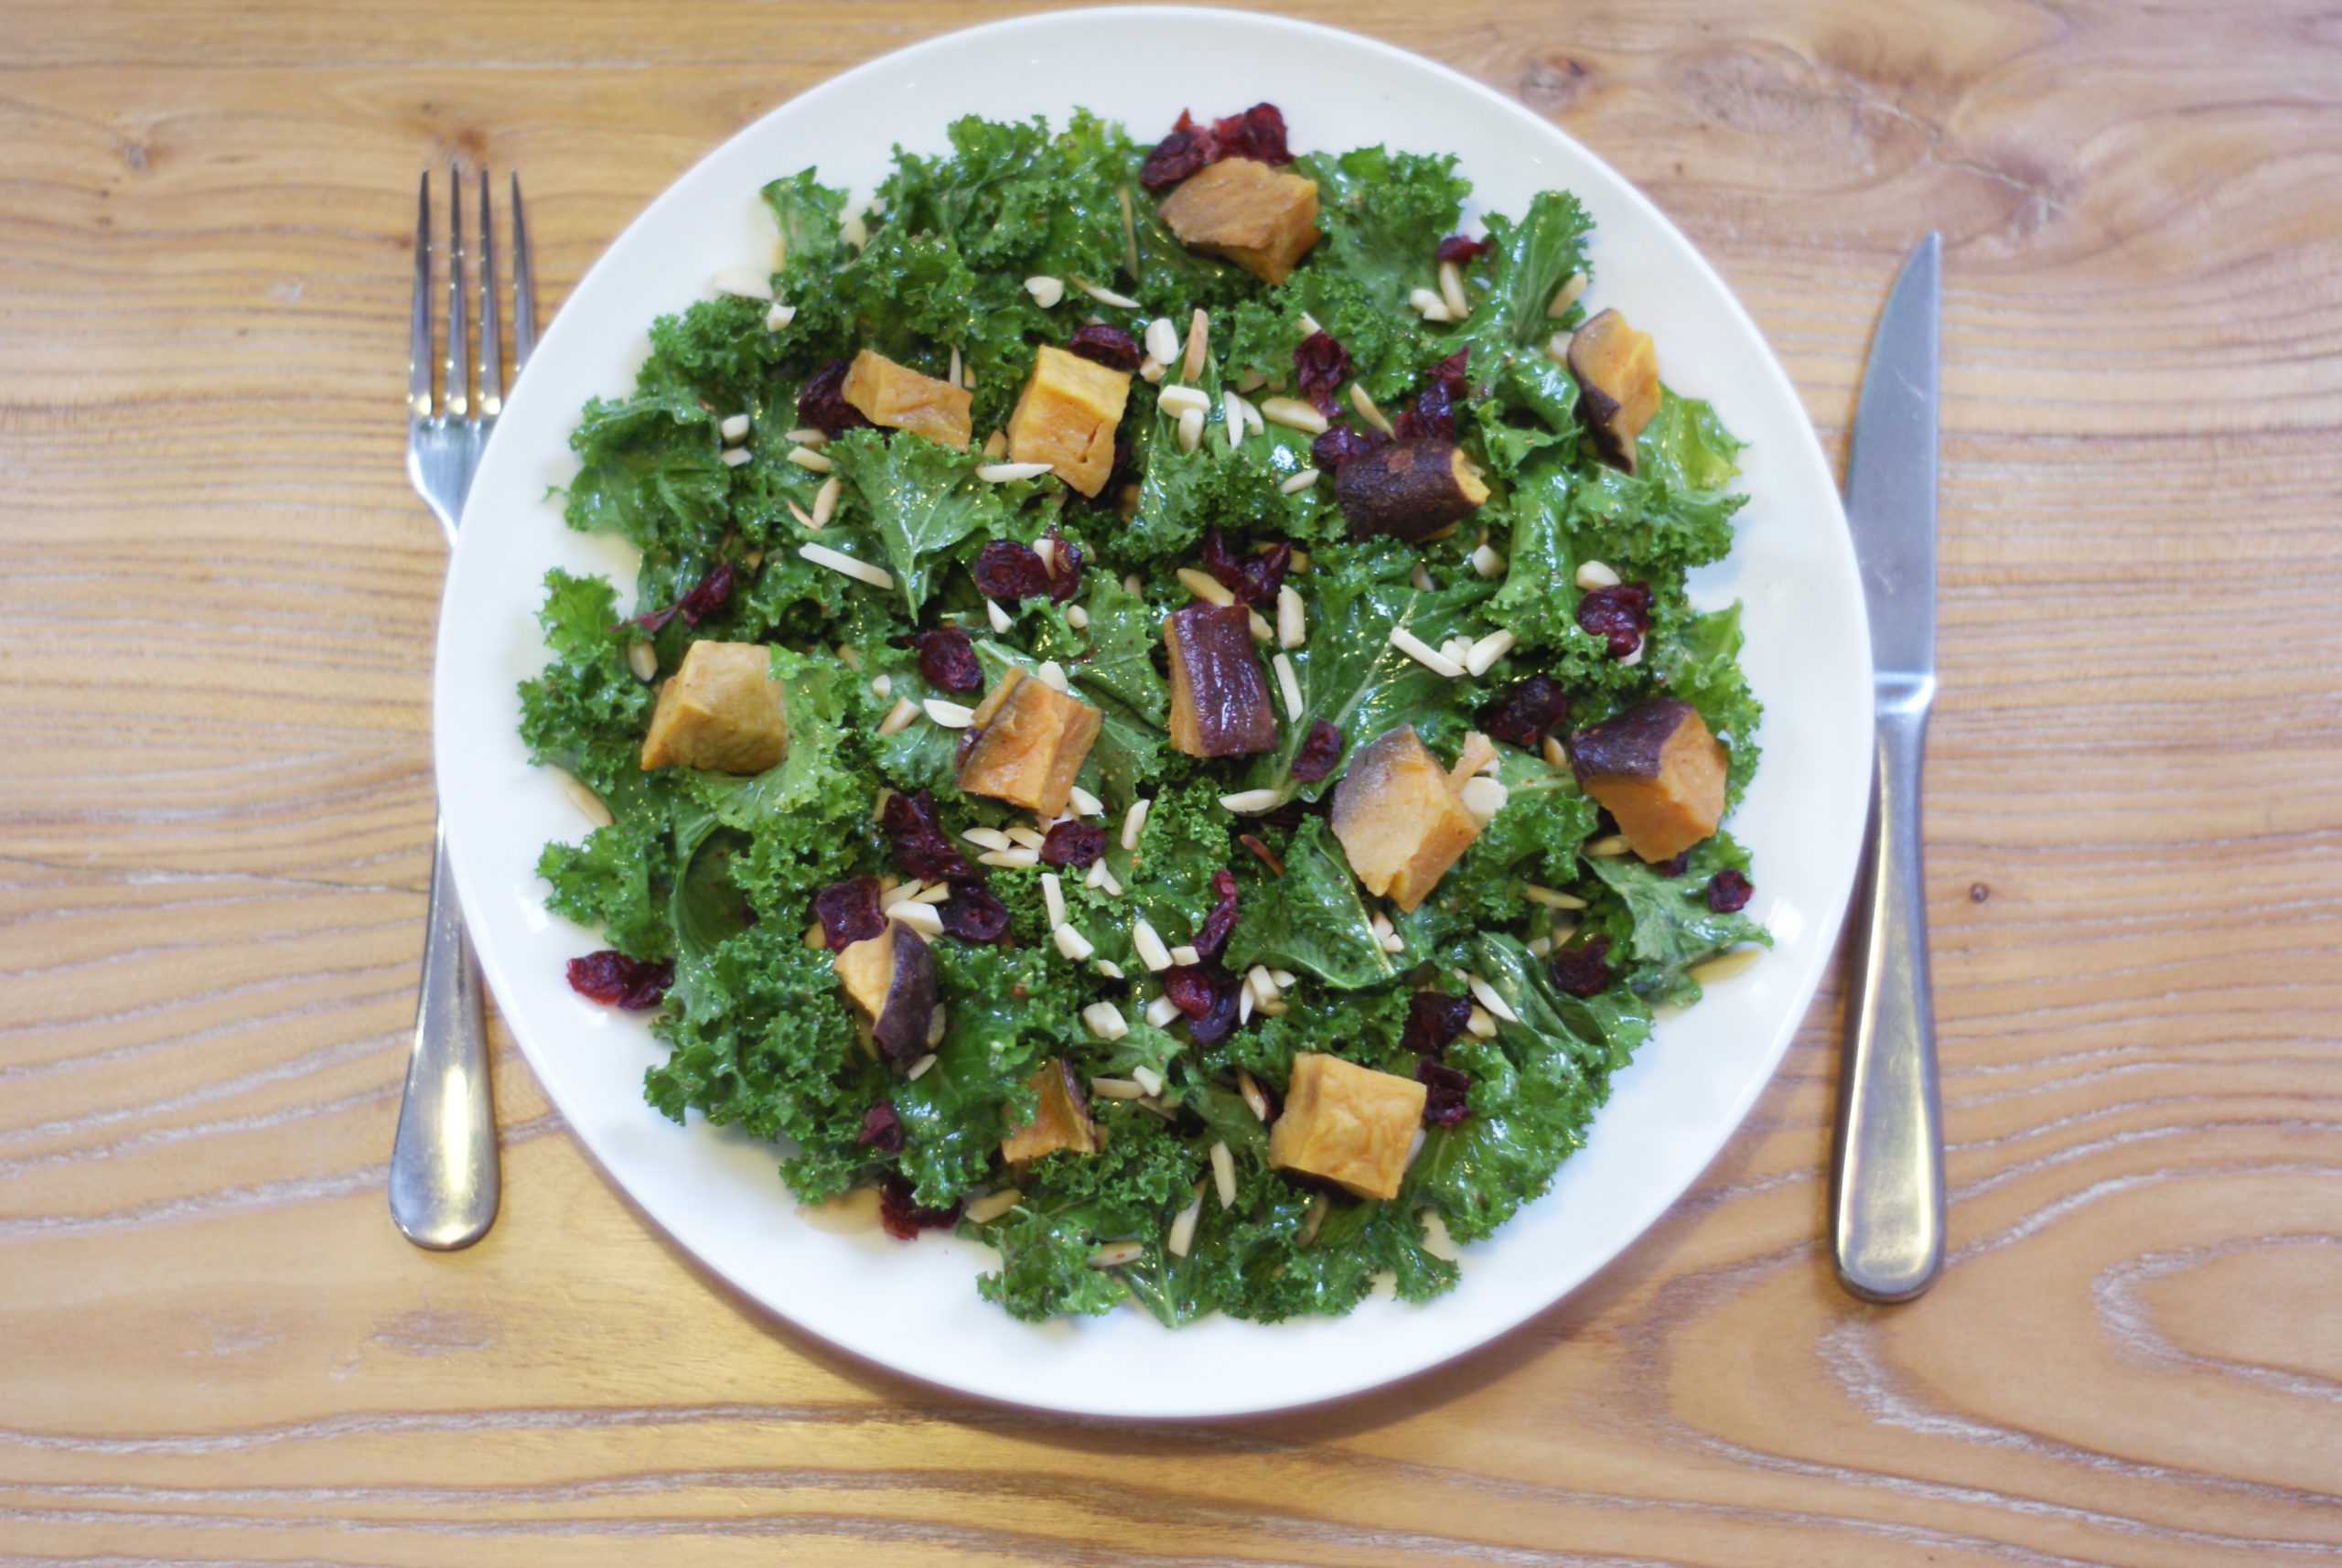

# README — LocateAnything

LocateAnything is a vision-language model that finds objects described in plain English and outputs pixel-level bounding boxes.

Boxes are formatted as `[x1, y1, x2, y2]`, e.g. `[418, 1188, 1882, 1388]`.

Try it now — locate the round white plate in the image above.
[435, 5, 1873, 1419]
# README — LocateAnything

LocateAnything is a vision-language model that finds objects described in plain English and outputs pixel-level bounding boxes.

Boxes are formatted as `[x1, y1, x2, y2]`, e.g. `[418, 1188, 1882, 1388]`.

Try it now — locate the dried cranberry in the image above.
[905, 626, 982, 693]
[1310, 422, 1387, 470]
[1576, 581, 1653, 659]
[1392, 381, 1453, 443]
[877, 1175, 961, 1240]
[1038, 820, 1106, 868]
[1164, 960, 1242, 1045]
[1143, 105, 1293, 189]
[1043, 528, 1083, 603]
[812, 876, 886, 950]
[1436, 234, 1492, 264]
[618, 560, 736, 635]
[678, 561, 736, 625]
[1427, 348, 1470, 398]
[797, 359, 871, 438]
[564, 950, 672, 1010]
[1161, 964, 1218, 1019]
[855, 1101, 905, 1153]
[1199, 527, 1292, 606]
[1654, 851, 1692, 878]
[1193, 868, 1240, 960]
[1481, 673, 1572, 750]
[1707, 869, 1754, 913]
[1394, 349, 1469, 442]
[1139, 114, 1212, 188]
[971, 539, 1049, 602]
[1549, 935, 1612, 998]
[1401, 992, 1475, 1057]
[881, 789, 982, 884]
[1294, 330, 1351, 417]
[1417, 1057, 1473, 1125]
[1289, 718, 1344, 783]
[1210, 102, 1292, 165]
[1068, 323, 1142, 371]
[938, 886, 1012, 944]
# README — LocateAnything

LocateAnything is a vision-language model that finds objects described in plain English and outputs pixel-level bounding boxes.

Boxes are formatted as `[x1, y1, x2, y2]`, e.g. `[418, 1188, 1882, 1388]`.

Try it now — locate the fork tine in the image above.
[477, 168, 502, 416]
[510, 172, 537, 369]
[409, 171, 434, 418]
[445, 163, 469, 420]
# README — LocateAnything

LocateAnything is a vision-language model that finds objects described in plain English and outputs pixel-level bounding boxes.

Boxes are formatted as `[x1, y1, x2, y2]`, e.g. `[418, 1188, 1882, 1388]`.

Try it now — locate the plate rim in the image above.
[435, 3, 1874, 1419]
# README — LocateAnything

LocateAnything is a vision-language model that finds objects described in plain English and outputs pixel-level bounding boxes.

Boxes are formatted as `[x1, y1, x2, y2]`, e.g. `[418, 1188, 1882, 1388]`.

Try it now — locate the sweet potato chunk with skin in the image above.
[1156, 157, 1323, 285]
[954, 669, 1102, 819]
[835, 918, 941, 1068]
[1166, 603, 1279, 758]
[841, 348, 973, 449]
[1000, 1059, 1098, 1164]
[1007, 346, 1131, 498]
[1270, 1052, 1427, 1201]
[1568, 698, 1727, 862]
[1566, 309, 1660, 475]
[1335, 439, 1489, 542]
[639, 639, 788, 773]
[1328, 725, 1483, 913]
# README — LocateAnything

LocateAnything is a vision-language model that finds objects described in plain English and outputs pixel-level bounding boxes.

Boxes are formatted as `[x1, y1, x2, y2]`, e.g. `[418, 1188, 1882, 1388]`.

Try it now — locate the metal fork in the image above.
[391, 167, 535, 1250]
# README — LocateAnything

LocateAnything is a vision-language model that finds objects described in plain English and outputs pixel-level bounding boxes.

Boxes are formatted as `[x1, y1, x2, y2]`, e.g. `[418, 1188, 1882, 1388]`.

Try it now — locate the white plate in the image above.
[435, 5, 1873, 1419]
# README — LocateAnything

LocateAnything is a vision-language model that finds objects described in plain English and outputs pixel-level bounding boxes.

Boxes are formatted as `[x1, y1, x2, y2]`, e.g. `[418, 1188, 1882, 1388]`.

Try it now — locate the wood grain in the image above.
[4, 0, 2339, 1561]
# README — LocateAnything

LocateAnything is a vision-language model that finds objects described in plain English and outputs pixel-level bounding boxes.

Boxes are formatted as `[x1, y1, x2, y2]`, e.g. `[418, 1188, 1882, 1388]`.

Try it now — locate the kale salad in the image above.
[520, 103, 1767, 1326]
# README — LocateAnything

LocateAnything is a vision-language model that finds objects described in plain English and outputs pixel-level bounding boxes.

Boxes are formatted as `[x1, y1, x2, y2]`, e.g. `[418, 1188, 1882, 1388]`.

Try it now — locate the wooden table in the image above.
[5, 1, 2338, 1561]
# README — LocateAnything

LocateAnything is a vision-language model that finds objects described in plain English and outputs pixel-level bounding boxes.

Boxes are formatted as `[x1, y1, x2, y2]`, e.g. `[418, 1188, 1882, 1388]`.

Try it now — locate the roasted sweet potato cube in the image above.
[1328, 725, 1482, 913]
[1567, 698, 1727, 862]
[1335, 439, 1489, 542]
[1166, 602, 1279, 757]
[834, 918, 940, 1068]
[1006, 346, 1131, 498]
[1269, 1051, 1427, 1201]
[1566, 309, 1660, 475]
[841, 348, 973, 449]
[953, 669, 1102, 819]
[1156, 157, 1323, 285]
[639, 639, 788, 774]
[1000, 1058, 1099, 1164]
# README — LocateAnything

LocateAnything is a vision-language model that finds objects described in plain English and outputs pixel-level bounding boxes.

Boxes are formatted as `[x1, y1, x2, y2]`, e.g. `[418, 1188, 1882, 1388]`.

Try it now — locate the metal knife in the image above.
[1833, 233, 1945, 1303]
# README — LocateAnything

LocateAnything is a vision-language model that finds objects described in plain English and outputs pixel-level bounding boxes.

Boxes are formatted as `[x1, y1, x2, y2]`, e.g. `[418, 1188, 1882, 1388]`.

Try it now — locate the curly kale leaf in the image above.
[1296, 145, 1469, 319]
[976, 1104, 1205, 1320]
[761, 168, 848, 268]
[1242, 568, 1496, 802]
[1224, 817, 1396, 990]
[648, 926, 883, 1202]
[1460, 189, 1593, 353]
[539, 814, 671, 963]
[1396, 747, 1600, 964]
[1404, 931, 1649, 1241]
[825, 427, 1015, 617]
[518, 571, 654, 787]
[563, 392, 729, 560]
[1586, 833, 1769, 1005]
[892, 941, 1062, 1205]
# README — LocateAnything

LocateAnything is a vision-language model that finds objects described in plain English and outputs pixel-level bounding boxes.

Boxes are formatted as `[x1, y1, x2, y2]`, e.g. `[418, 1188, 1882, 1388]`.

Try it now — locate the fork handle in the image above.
[1832, 692, 1944, 1301]
[390, 814, 499, 1249]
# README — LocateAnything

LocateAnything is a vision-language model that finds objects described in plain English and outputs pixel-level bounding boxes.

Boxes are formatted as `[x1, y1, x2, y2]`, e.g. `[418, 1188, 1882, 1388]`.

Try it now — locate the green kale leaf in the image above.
[825, 428, 1012, 617]
[1586, 833, 1769, 1004]
[1224, 817, 1397, 989]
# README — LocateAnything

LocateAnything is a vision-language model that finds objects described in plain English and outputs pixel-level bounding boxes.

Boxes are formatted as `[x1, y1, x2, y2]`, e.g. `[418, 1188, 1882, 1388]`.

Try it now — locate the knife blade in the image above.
[1832, 233, 1945, 1303]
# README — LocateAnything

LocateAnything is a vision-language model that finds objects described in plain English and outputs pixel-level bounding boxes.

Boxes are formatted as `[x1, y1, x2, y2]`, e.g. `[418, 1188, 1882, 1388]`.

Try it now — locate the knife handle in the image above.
[1833, 683, 1944, 1302]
